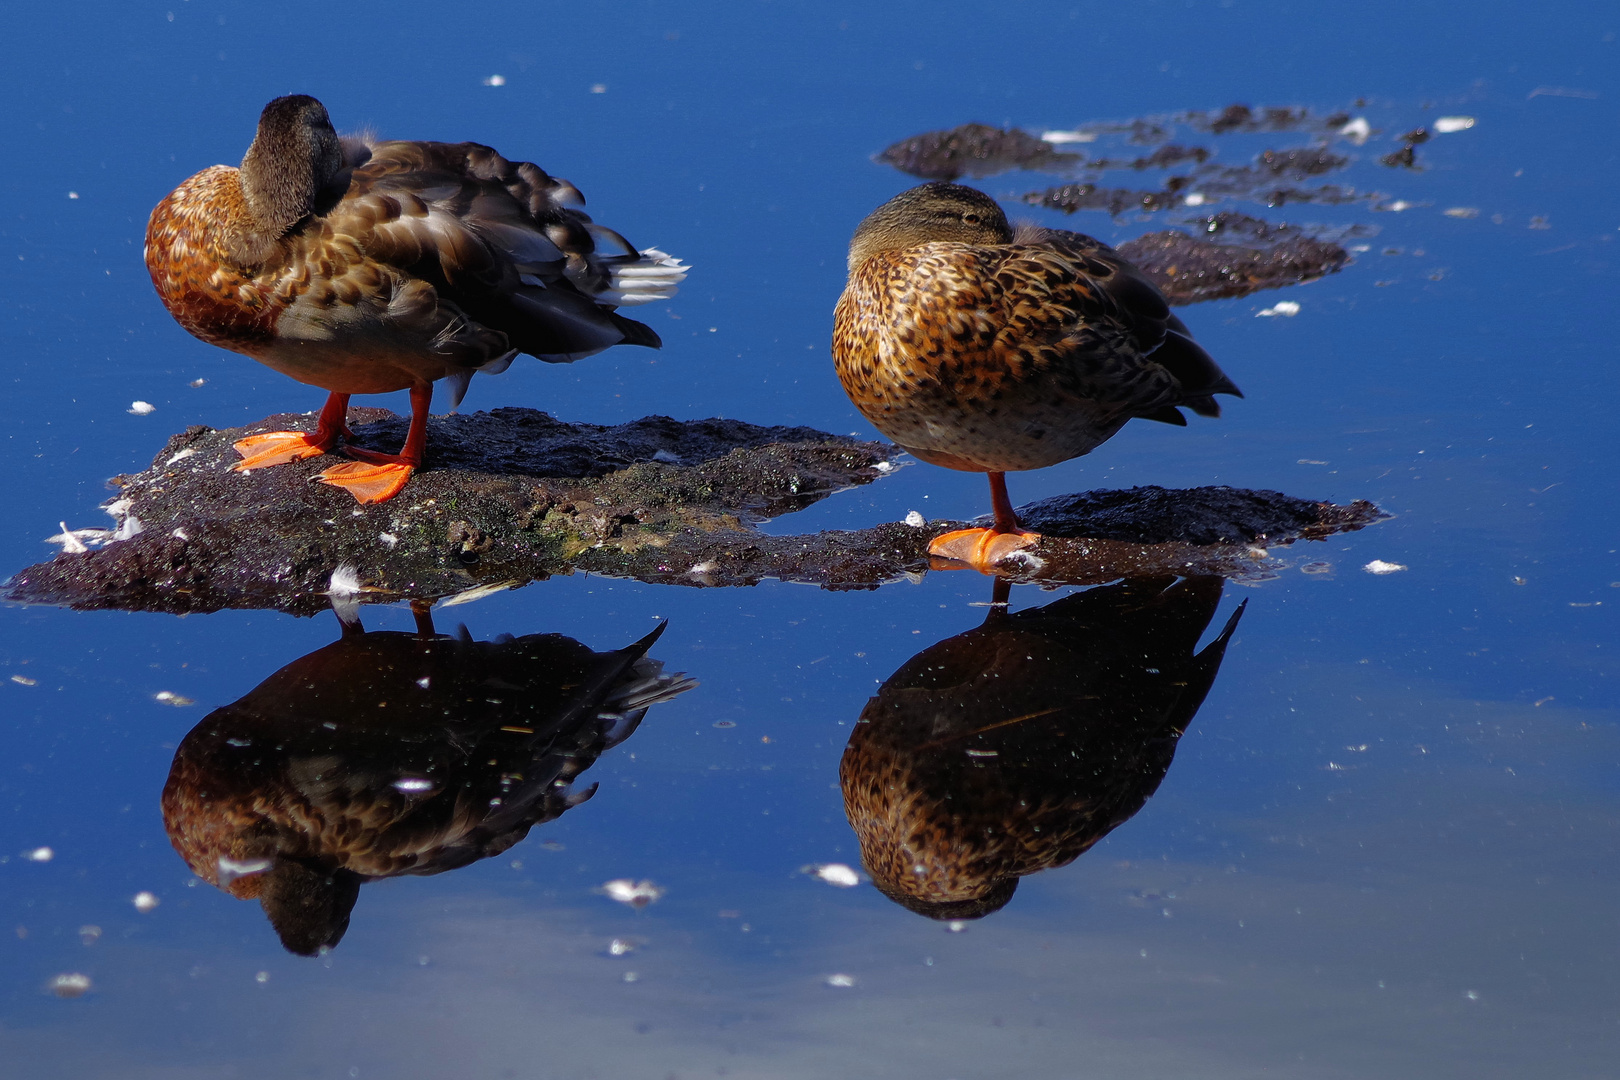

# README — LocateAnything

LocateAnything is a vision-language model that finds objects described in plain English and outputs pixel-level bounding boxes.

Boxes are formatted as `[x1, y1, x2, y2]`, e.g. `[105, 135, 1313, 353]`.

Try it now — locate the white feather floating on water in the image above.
[441, 579, 522, 607]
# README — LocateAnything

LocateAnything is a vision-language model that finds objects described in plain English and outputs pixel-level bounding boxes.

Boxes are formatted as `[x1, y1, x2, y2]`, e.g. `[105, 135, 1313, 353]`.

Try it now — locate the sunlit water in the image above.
[2, 3, 1616, 1077]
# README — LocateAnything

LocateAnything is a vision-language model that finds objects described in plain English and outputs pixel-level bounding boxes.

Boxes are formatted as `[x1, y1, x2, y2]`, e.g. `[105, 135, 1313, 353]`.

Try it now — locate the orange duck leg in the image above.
[928, 472, 1041, 573]
[314, 385, 431, 504]
[232, 391, 353, 471]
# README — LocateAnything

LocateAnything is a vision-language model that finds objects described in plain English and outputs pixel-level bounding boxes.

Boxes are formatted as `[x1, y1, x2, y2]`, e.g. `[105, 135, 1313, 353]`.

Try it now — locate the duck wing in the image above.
[324, 140, 684, 365]
[1000, 230, 1241, 423]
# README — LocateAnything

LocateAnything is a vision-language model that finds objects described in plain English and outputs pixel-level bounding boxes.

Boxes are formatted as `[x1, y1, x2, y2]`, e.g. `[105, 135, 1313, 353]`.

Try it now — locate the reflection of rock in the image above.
[160, 612, 694, 954]
[841, 577, 1242, 920]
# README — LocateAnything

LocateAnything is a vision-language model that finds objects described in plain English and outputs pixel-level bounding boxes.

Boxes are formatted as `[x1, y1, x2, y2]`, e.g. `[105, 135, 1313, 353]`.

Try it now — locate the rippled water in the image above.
[2, 3, 1617, 1077]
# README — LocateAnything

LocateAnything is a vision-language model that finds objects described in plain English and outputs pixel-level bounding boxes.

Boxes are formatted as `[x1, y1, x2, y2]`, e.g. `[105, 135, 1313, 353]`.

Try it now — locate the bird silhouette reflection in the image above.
[841, 576, 1243, 920]
[162, 606, 694, 954]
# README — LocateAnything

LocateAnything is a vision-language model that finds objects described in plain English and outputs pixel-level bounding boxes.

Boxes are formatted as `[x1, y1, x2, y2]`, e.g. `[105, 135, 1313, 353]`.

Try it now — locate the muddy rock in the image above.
[1117, 221, 1352, 304]
[875, 123, 1082, 181]
[8, 403, 1385, 612]
[8, 409, 896, 616]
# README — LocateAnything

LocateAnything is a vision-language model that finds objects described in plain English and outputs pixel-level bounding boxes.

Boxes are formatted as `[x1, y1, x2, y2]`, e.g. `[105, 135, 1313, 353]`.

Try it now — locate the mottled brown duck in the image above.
[840, 576, 1243, 920]
[832, 182, 1239, 571]
[161, 612, 694, 954]
[146, 95, 686, 503]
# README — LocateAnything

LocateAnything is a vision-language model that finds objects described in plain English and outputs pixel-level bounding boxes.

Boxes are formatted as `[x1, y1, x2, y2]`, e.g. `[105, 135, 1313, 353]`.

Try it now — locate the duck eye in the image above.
[962, 212, 981, 225]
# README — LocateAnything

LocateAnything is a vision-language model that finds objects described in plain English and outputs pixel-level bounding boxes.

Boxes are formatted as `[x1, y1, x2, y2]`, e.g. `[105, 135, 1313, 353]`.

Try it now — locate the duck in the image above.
[160, 609, 696, 954]
[832, 182, 1240, 571]
[145, 95, 686, 503]
[840, 576, 1244, 920]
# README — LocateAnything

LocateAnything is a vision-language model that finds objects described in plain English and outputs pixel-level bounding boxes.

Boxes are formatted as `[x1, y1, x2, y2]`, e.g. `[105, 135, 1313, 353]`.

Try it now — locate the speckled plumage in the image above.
[832, 183, 1238, 475]
[840, 577, 1243, 920]
[161, 618, 694, 953]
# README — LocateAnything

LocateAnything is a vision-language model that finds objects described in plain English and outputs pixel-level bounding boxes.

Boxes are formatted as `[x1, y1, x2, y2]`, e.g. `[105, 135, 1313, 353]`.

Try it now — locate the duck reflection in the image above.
[161, 606, 694, 954]
[841, 576, 1243, 920]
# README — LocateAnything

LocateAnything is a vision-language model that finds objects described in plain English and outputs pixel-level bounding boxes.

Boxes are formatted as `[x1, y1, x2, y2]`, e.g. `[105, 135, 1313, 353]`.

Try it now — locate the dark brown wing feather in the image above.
[340, 140, 658, 363]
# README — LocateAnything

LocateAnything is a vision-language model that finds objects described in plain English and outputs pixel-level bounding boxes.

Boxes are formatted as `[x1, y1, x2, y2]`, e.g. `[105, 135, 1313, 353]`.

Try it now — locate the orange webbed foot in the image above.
[928, 527, 1042, 573]
[314, 460, 415, 504]
[231, 431, 336, 471]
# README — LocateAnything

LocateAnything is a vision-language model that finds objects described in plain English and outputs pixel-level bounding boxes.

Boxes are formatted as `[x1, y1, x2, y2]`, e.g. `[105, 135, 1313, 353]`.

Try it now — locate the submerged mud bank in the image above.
[9, 411, 1384, 615]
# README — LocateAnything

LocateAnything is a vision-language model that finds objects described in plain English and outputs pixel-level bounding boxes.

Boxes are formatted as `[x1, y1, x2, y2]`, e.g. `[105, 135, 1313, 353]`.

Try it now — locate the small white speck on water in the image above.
[128, 401, 156, 415]
[1433, 116, 1476, 133]
[804, 863, 861, 887]
[255, 971, 270, 984]
[483, 74, 506, 86]
[1256, 301, 1300, 317]
[1363, 560, 1408, 575]
[599, 878, 664, 907]
[49, 973, 92, 998]
[824, 974, 857, 988]
[24, 847, 53, 863]
[133, 891, 160, 913]
[1339, 117, 1372, 144]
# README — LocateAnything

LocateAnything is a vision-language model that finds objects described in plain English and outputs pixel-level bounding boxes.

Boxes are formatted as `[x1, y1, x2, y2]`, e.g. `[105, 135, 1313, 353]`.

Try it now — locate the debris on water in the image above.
[11, 675, 37, 686]
[607, 938, 637, 956]
[945, 920, 968, 933]
[1257, 301, 1301, 317]
[132, 891, 160, 912]
[1339, 117, 1373, 144]
[189, 378, 207, 388]
[128, 401, 156, 416]
[78, 925, 102, 945]
[1529, 216, 1550, 230]
[1433, 116, 1475, 133]
[441, 580, 521, 607]
[876, 123, 1082, 180]
[805, 863, 862, 887]
[621, 971, 639, 983]
[154, 691, 194, 706]
[1363, 560, 1408, 575]
[482, 74, 506, 87]
[1301, 561, 1334, 574]
[1040, 129, 1098, 145]
[24, 846, 53, 862]
[1117, 219, 1350, 305]
[255, 971, 270, 984]
[824, 974, 858, 988]
[600, 878, 665, 908]
[48, 974, 92, 998]
[1443, 207, 1480, 219]
[904, 511, 926, 528]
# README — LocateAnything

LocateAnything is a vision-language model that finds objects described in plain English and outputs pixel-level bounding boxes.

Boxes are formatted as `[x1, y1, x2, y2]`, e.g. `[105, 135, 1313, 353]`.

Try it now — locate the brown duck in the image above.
[840, 576, 1243, 920]
[146, 95, 686, 503]
[161, 611, 695, 954]
[833, 182, 1240, 570]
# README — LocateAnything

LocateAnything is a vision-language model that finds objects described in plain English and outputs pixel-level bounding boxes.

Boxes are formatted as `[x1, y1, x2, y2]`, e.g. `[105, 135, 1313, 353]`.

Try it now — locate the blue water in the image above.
[2, 2, 1617, 1076]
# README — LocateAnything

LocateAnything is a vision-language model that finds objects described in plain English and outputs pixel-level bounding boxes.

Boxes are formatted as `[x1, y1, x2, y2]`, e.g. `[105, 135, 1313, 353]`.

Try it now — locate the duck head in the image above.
[239, 94, 346, 238]
[847, 182, 1013, 273]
